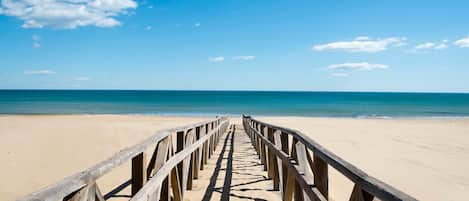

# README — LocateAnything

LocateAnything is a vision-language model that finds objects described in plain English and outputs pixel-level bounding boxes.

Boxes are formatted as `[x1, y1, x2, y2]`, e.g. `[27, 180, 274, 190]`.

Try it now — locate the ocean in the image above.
[1, 90, 469, 117]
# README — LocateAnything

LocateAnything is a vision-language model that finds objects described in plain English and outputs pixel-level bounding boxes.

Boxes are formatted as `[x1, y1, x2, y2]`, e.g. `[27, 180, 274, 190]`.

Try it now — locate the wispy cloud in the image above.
[208, 57, 224, 63]
[24, 70, 56, 75]
[232, 56, 256, 61]
[454, 36, 469, 48]
[194, 22, 200, 28]
[330, 73, 349, 77]
[413, 40, 448, 52]
[144, 26, 152, 30]
[74, 76, 91, 81]
[0, 0, 137, 29]
[313, 36, 406, 53]
[327, 62, 388, 71]
[32, 34, 40, 48]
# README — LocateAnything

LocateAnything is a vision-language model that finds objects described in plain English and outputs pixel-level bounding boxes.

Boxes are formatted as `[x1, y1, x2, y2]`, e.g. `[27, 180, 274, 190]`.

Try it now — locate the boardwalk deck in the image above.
[19, 116, 416, 201]
[185, 125, 282, 201]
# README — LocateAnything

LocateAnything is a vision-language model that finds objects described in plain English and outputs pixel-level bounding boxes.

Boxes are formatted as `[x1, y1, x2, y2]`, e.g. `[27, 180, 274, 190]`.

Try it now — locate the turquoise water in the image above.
[1, 90, 469, 117]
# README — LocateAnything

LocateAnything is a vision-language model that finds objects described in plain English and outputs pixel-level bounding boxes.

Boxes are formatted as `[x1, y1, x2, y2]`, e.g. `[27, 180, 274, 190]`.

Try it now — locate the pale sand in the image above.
[0, 115, 209, 201]
[256, 117, 469, 201]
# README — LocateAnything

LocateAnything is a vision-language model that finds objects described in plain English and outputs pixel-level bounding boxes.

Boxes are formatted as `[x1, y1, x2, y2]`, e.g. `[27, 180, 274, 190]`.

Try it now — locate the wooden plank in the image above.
[131, 152, 147, 196]
[184, 129, 195, 191]
[280, 131, 289, 194]
[176, 131, 185, 197]
[268, 128, 279, 189]
[260, 125, 268, 171]
[247, 121, 332, 201]
[244, 117, 417, 201]
[130, 121, 228, 201]
[350, 184, 375, 201]
[273, 131, 283, 192]
[147, 136, 171, 179]
[296, 142, 315, 201]
[170, 167, 183, 201]
[284, 169, 296, 201]
[313, 154, 328, 199]
[291, 139, 304, 201]
[95, 184, 105, 201]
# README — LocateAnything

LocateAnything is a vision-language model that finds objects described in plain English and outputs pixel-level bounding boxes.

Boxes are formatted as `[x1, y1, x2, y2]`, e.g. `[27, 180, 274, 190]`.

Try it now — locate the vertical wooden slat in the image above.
[273, 131, 285, 196]
[271, 129, 281, 191]
[194, 126, 201, 177]
[290, 138, 304, 201]
[280, 131, 289, 194]
[267, 127, 279, 188]
[176, 131, 185, 198]
[295, 142, 315, 201]
[314, 154, 329, 199]
[284, 169, 296, 201]
[131, 152, 147, 196]
[170, 167, 183, 201]
[349, 184, 374, 201]
[260, 125, 268, 171]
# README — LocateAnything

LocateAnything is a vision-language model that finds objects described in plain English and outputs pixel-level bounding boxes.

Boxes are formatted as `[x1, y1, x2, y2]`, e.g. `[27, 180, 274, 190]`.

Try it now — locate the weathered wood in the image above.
[284, 169, 296, 201]
[147, 136, 171, 179]
[296, 142, 315, 201]
[170, 167, 183, 201]
[130, 120, 229, 201]
[18, 117, 227, 201]
[243, 116, 417, 201]
[268, 128, 280, 190]
[131, 152, 147, 196]
[350, 184, 375, 201]
[94, 184, 105, 201]
[273, 131, 284, 193]
[314, 154, 328, 199]
[249, 125, 328, 201]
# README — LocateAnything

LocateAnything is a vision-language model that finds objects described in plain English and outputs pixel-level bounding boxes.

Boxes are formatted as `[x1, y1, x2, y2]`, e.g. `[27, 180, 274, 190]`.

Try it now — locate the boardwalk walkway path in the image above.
[185, 124, 281, 201]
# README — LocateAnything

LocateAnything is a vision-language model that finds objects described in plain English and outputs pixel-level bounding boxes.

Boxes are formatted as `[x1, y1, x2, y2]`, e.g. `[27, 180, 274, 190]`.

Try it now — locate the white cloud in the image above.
[313, 36, 406, 53]
[354, 36, 369, 41]
[32, 34, 41, 48]
[208, 57, 224, 63]
[74, 76, 91, 81]
[232, 56, 256, 61]
[454, 36, 469, 47]
[327, 62, 388, 71]
[0, 0, 137, 29]
[414, 40, 448, 51]
[330, 73, 349, 77]
[24, 70, 56, 75]
[194, 22, 200, 27]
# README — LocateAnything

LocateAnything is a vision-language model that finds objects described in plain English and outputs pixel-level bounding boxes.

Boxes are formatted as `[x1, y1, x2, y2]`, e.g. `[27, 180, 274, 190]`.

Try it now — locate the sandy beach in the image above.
[1, 115, 468, 201]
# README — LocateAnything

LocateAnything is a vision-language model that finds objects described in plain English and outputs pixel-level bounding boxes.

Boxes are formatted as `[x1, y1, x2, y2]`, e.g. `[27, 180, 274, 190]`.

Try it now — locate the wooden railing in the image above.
[242, 115, 417, 201]
[18, 117, 230, 201]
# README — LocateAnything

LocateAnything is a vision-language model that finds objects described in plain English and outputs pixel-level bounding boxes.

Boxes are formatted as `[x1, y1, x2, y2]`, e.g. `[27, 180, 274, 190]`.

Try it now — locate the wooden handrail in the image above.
[242, 115, 417, 201]
[18, 117, 230, 201]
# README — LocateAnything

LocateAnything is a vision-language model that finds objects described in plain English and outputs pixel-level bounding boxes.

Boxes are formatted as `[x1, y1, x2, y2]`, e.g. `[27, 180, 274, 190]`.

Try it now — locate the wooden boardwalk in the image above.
[19, 116, 416, 201]
[185, 125, 281, 201]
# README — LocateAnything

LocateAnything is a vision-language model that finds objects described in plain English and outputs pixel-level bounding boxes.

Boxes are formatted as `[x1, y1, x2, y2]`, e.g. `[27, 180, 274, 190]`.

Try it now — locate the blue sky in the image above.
[1, 0, 468, 92]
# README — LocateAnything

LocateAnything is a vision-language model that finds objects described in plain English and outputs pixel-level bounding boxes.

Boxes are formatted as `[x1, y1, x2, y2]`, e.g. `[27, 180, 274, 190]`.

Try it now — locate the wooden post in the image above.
[260, 125, 268, 171]
[349, 184, 374, 201]
[280, 131, 289, 194]
[269, 128, 280, 190]
[176, 131, 184, 198]
[313, 154, 329, 199]
[194, 126, 201, 177]
[131, 152, 147, 196]
[284, 169, 296, 201]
